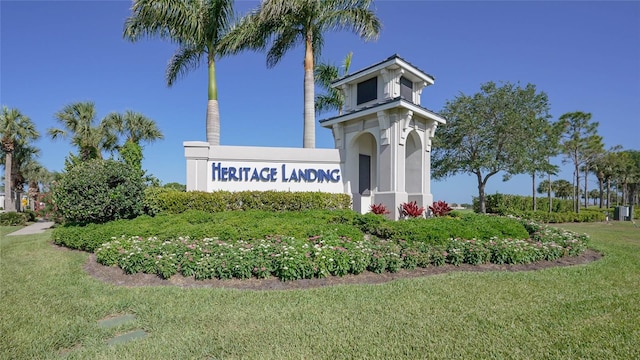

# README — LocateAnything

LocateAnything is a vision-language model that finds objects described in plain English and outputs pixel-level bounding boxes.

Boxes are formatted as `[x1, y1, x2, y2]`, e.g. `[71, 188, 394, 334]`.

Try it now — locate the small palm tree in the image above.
[0, 106, 39, 211]
[123, 0, 234, 146]
[104, 110, 164, 173]
[17, 156, 45, 211]
[48, 102, 118, 162]
[105, 110, 164, 145]
[315, 51, 352, 115]
[223, 0, 381, 148]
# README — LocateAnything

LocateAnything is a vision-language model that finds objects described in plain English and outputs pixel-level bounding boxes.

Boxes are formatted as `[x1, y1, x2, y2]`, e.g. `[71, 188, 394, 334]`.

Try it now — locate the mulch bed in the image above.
[78, 248, 603, 291]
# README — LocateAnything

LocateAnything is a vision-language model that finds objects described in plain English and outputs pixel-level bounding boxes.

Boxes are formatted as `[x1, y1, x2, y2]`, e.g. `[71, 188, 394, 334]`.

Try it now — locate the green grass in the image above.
[0, 225, 22, 237]
[1, 222, 639, 359]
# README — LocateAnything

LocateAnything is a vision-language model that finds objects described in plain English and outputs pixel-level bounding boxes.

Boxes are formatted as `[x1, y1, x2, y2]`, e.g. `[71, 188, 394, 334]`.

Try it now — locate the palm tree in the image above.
[123, 0, 234, 146]
[553, 179, 573, 200]
[104, 110, 164, 172]
[0, 106, 39, 211]
[18, 157, 45, 210]
[315, 51, 352, 115]
[2, 142, 41, 211]
[48, 102, 118, 162]
[105, 110, 164, 145]
[558, 111, 602, 213]
[223, 0, 381, 148]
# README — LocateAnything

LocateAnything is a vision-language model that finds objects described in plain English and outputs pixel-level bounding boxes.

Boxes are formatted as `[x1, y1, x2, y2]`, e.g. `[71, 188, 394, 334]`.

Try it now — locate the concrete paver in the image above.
[6, 220, 55, 236]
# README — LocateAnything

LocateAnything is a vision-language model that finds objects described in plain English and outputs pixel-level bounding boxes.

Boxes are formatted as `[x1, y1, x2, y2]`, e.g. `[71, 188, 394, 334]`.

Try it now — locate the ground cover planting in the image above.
[1, 222, 638, 359]
[51, 210, 589, 281]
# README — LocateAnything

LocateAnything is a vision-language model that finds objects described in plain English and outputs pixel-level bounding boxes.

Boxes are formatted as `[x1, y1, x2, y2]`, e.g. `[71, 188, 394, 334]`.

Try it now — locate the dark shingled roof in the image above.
[330, 54, 435, 86]
[319, 96, 445, 124]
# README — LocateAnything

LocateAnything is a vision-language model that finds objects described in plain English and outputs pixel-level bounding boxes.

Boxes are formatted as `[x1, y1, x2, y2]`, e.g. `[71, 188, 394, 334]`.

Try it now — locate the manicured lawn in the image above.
[1, 222, 638, 359]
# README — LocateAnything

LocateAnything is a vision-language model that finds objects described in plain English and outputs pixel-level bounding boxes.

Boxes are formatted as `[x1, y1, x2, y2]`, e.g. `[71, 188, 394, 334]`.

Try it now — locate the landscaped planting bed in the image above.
[52, 210, 589, 281]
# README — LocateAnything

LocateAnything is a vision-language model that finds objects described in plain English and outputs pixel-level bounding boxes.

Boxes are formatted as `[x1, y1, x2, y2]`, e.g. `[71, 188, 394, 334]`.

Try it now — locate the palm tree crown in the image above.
[105, 110, 164, 145]
[223, 0, 381, 148]
[315, 51, 352, 115]
[48, 102, 118, 161]
[123, 0, 235, 146]
[0, 106, 39, 211]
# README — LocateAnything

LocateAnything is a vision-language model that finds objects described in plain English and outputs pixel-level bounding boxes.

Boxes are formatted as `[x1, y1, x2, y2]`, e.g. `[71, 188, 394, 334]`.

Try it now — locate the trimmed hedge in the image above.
[52, 210, 362, 252]
[143, 187, 352, 215]
[354, 212, 530, 245]
[52, 210, 530, 253]
[474, 194, 574, 214]
[505, 209, 606, 223]
[0, 212, 28, 226]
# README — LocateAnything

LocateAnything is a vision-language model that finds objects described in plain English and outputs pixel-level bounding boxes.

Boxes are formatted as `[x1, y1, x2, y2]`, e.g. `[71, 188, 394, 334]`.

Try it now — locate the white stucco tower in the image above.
[320, 54, 446, 220]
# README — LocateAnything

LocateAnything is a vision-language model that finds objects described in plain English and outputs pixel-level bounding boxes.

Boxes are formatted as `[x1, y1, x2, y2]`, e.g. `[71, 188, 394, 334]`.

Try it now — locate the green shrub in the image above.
[352, 212, 529, 245]
[92, 218, 589, 281]
[23, 209, 37, 222]
[474, 194, 574, 214]
[504, 209, 606, 223]
[0, 212, 28, 226]
[51, 209, 362, 252]
[143, 188, 352, 215]
[50, 159, 145, 225]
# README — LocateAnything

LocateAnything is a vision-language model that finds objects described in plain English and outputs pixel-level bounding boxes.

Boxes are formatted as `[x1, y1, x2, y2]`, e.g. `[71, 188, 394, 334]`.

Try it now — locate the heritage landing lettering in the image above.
[211, 162, 341, 183]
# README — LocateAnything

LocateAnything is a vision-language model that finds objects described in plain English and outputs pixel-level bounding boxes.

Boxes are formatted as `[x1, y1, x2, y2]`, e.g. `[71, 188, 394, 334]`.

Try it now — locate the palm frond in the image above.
[314, 63, 340, 88]
[206, 0, 235, 43]
[266, 28, 303, 68]
[319, 3, 381, 41]
[166, 44, 204, 87]
[124, 0, 198, 43]
[315, 93, 341, 114]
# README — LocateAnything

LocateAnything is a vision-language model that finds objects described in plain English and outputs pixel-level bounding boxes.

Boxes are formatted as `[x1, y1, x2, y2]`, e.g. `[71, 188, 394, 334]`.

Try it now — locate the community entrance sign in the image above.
[185, 55, 446, 219]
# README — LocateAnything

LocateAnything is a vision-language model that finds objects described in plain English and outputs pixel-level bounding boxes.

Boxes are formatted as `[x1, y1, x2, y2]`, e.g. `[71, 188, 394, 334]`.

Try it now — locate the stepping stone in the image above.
[97, 314, 136, 329]
[106, 329, 148, 346]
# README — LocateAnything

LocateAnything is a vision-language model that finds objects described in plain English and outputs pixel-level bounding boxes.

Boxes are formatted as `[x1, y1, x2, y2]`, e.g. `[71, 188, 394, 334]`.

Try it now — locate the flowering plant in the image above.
[369, 203, 390, 215]
[429, 200, 453, 217]
[400, 201, 425, 218]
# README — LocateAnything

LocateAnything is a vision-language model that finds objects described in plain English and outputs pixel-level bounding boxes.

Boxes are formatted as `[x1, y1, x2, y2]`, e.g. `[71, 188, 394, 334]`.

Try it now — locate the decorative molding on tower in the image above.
[332, 123, 344, 149]
[399, 110, 414, 146]
[377, 111, 390, 145]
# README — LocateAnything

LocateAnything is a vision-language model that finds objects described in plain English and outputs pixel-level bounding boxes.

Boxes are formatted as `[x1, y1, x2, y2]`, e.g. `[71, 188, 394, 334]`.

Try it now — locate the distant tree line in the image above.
[430, 82, 639, 213]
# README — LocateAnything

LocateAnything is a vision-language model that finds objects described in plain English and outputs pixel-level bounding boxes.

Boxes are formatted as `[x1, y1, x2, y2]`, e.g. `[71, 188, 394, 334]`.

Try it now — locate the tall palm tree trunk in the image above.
[606, 178, 611, 208]
[207, 57, 220, 146]
[532, 173, 537, 211]
[583, 166, 589, 208]
[548, 171, 553, 213]
[4, 152, 15, 211]
[303, 31, 315, 148]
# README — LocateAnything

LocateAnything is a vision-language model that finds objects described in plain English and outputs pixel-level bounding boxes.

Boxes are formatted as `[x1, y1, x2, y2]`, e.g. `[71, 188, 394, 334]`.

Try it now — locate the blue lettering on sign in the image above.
[212, 162, 340, 183]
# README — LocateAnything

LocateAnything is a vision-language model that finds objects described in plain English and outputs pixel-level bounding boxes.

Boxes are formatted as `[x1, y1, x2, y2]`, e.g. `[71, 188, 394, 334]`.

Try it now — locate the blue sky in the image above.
[2, 1, 639, 205]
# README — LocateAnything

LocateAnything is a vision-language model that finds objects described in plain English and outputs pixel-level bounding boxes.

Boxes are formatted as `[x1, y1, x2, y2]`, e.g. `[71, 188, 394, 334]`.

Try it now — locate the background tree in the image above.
[588, 189, 600, 206]
[580, 139, 604, 208]
[432, 81, 552, 213]
[163, 182, 187, 191]
[591, 145, 621, 208]
[104, 110, 164, 173]
[48, 102, 118, 163]
[9, 144, 41, 211]
[315, 51, 352, 115]
[619, 149, 640, 206]
[223, 0, 381, 148]
[124, 0, 234, 146]
[537, 179, 556, 197]
[558, 111, 602, 213]
[508, 118, 561, 211]
[553, 179, 573, 200]
[0, 106, 39, 211]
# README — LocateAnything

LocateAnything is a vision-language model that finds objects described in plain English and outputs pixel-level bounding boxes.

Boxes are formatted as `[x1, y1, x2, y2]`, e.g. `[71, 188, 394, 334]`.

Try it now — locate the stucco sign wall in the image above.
[208, 160, 343, 192]
[185, 142, 346, 193]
